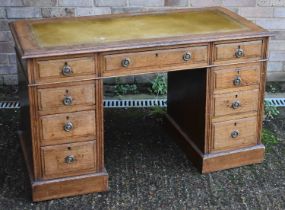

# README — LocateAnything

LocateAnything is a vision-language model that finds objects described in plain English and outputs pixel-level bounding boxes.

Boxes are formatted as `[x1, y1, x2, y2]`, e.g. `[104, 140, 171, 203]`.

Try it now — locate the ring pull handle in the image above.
[233, 76, 242, 86]
[232, 100, 241, 109]
[63, 96, 73, 106]
[183, 52, 192, 62]
[64, 155, 76, 164]
[235, 46, 244, 58]
[231, 130, 240, 138]
[121, 58, 131, 67]
[64, 121, 73, 132]
[62, 62, 73, 76]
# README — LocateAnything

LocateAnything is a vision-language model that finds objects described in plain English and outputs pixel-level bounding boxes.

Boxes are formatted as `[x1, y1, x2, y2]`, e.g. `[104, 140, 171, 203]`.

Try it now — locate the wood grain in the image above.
[203, 145, 265, 173]
[214, 40, 262, 64]
[40, 110, 96, 145]
[37, 83, 95, 112]
[213, 89, 259, 117]
[212, 63, 260, 92]
[211, 116, 257, 152]
[33, 170, 108, 201]
[103, 45, 208, 74]
[11, 7, 270, 201]
[35, 55, 96, 83]
[41, 141, 96, 179]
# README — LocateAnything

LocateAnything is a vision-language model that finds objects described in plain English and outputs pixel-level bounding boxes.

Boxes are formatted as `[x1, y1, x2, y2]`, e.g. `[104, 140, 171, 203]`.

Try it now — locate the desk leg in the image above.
[18, 78, 109, 201]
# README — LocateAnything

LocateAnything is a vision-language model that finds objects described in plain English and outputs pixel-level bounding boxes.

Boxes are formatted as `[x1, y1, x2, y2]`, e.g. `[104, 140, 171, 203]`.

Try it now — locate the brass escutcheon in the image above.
[62, 62, 73, 76]
[121, 58, 131, 67]
[64, 155, 75, 164]
[64, 121, 73, 132]
[233, 76, 242, 86]
[63, 95, 73, 106]
[232, 100, 240, 109]
[235, 46, 244, 58]
[183, 51, 192, 61]
[231, 130, 240, 138]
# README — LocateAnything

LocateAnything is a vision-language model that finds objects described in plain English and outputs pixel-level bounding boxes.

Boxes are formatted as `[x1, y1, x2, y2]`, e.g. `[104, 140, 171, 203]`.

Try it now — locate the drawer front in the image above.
[38, 83, 95, 111]
[214, 40, 262, 64]
[40, 110, 96, 145]
[103, 46, 208, 74]
[214, 89, 259, 117]
[36, 56, 95, 82]
[213, 63, 260, 91]
[211, 116, 257, 152]
[41, 141, 96, 179]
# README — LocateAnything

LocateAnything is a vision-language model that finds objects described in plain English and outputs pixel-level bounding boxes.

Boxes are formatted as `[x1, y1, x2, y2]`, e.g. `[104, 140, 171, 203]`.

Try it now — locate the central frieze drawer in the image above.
[41, 141, 96, 179]
[211, 116, 257, 152]
[213, 89, 259, 117]
[102, 46, 208, 75]
[38, 83, 96, 112]
[40, 110, 96, 146]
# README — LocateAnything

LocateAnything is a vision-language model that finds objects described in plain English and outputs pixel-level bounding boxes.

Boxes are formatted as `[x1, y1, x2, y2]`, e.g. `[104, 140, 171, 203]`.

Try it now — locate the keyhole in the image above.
[65, 89, 69, 94]
[235, 95, 238, 98]
[66, 116, 69, 120]
[67, 146, 71, 150]
[155, 53, 159, 57]
[234, 122, 237, 126]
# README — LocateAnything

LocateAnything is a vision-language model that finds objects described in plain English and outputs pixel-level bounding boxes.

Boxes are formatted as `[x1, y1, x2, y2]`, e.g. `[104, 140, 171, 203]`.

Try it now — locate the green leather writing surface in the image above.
[31, 10, 248, 48]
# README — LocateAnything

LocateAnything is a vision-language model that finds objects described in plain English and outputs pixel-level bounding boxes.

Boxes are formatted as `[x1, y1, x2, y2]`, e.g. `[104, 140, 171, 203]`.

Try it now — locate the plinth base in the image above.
[166, 115, 265, 173]
[18, 131, 109, 202]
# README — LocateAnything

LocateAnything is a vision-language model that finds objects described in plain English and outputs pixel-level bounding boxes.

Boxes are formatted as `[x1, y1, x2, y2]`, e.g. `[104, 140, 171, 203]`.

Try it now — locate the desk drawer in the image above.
[41, 141, 96, 179]
[213, 89, 259, 117]
[212, 63, 260, 91]
[40, 110, 96, 145]
[214, 40, 262, 64]
[36, 56, 95, 82]
[102, 46, 208, 75]
[211, 116, 257, 152]
[38, 83, 95, 112]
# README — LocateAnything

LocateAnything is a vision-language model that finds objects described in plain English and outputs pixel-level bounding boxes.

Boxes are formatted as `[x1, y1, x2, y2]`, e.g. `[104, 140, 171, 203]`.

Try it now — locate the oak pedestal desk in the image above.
[10, 7, 272, 201]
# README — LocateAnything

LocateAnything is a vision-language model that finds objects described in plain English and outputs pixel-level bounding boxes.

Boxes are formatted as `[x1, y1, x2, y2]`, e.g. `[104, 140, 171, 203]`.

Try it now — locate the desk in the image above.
[10, 7, 272, 201]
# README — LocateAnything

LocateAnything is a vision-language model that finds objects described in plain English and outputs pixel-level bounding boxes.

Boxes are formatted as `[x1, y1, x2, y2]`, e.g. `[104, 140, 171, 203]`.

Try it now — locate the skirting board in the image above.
[18, 131, 109, 202]
[166, 114, 265, 173]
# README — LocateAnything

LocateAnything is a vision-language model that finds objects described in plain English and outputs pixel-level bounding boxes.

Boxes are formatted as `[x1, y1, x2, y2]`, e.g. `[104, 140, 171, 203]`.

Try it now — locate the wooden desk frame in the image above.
[10, 7, 272, 201]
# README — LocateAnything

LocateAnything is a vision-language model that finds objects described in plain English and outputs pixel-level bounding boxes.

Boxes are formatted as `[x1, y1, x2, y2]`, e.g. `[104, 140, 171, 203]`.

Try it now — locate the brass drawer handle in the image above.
[63, 96, 73, 106]
[183, 52, 192, 61]
[231, 130, 240, 138]
[121, 58, 131, 67]
[232, 100, 240, 109]
[62, 63, 73, 76]
[233, 76, 242, 86]
[64, 155, 76, 164]
[64, 121, 73, 132]
[235, 47, 244, 58]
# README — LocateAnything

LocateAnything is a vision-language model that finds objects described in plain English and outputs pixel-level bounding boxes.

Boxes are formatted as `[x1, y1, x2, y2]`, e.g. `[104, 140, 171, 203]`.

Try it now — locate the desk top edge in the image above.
[10, 6, 272, 59]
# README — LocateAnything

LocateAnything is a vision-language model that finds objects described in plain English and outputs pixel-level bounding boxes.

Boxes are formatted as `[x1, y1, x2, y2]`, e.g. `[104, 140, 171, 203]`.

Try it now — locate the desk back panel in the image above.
[168, 68, 207, 152]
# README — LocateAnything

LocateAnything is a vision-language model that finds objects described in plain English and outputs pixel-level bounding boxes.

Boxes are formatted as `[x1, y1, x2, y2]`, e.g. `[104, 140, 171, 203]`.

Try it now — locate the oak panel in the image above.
[213, 89, 259, 117]
[212, 63, 260, 91]
[41, 141, 96, 179]
[214, 40, 262, 64]
[38, 83, 95, 111]
[211, 116, 257, 152]
[36, 56, 95, 82]
[103, 46, 208, 76]
[40, 110, 96, 145]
